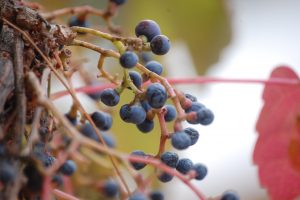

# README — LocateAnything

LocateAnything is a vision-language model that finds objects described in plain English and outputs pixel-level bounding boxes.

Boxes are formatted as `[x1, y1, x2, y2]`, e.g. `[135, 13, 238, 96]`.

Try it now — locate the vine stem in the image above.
[155, 109, 170, 157]
[51, 76, 300, 100]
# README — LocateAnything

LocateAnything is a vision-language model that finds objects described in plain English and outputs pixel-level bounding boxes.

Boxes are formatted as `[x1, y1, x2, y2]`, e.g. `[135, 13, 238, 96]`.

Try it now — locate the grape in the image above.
[195, 108, 214, 125]
[103, 179, 119, 197]
[0, 161, 15, 184]
[39, 126, 51, 142]
[145, 61, 163, 75]
[171, 131, 191, 150]
[110, 0, 127, 6]
[100, 88, 120, 106]
[43, 155, 56, 167]
[137, 119, 154, 133]
[150, 35, 170, 55]
[65, 113, 77, 125]
[221, 191, 240, 200]
[183, 127, 199, 145]
[146, 83, 168, 109]
[52, 175, 63, 187]
[60, 160, 77, 176]
[160, 151, 178, 168]
[129, 192, 147, 200]
[164, 105, 176, 122]
[120, 51, 139, 69]
[135, 20, 161, 42]
[80, 123, 99, 141]
[185, 93, 198, 102]
[87, 83, 102, 100]
[68, 16, 90, 28]
[193, 163, 208, 180]
[149, 190, 164, 200]
[91, 111, 113, 131]
[158, 172, 173, 183]
[140, 100, 152, 113]
[176, 158, 193, 174]
[119, 104, 146, 125]
[130, 150, 147, 170]
[129, 71, 143, 89]
[80, 123, 116, 147]
[139, 52, 153, 64]
[184, 102, 205, 113]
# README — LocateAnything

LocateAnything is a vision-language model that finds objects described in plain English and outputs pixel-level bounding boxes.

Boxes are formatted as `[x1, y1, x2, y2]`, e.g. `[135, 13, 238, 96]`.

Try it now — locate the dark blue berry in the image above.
[195, 108, 214, 125]
[140, 100, 152, 113]
[52, 175, 63, 186]
[193, 163, 207, 180]
[80, 123, 99, 141]
[80, 124, 116, 147]
[158, 172, 173, 183]
[150, 35, 170, 55]
[100, 88, 120, 106]
[135, 20, 161, 42]
[149, 190, 164, 200]
[0, 161, 15, 184]
[39, 127, 51, 142]
[145, 61, 163, 75]
[65, 113, 77, 126]
[129, 192, 147, 200]
[146, 83, 168, 109]
[120, 104, 146, 124]
[44, 155, 56, 167]
[160, 151, 178, 168]
[91, 111, 113, 131]
[68, 16, 90, 28]
[183, 127, 199, 145]
[130, 150, 147, 170]
[184, 102, 205, 113]
[103, 179, 119, 197]
[139, 52, 153, 64]
[185, 93, 197, 102]
[60, 160, 77, 176]
[120, 51, 139, 69]
[137, 119, 154, 133]
[110, 0, 127, 5]
[129, 71, 143, 89]
[87, 83, 102, 100]
[176, 158, 193, 174]
[221, 191, 240, 200]
[164, 105, 176, 122]
[171, 131, 191, 150]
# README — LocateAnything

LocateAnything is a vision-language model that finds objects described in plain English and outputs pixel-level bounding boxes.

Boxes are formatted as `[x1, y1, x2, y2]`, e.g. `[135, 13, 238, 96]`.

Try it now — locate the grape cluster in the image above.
[0, 0, 240, 199]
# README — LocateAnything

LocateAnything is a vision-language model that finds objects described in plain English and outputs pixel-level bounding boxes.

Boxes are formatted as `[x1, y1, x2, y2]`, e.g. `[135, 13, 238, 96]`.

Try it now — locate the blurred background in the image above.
[38, 0, 300, 199]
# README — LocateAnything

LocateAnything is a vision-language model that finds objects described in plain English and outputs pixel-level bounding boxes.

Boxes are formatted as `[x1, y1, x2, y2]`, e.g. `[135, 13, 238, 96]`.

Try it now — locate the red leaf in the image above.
[254, 66, 300, 200]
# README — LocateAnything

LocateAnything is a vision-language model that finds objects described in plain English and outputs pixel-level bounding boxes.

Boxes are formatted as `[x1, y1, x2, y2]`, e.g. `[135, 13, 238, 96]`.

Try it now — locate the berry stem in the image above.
[156, 109, 170, 157]
[52, 189, 80, 200]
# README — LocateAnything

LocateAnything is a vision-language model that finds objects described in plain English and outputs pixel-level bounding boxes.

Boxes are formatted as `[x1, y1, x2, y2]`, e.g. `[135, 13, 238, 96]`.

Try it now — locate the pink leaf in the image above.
[254, 66, 300, 200]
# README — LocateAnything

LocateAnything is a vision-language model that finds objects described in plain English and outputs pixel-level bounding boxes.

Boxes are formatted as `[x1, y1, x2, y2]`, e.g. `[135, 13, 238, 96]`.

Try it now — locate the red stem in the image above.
[51, 77, 300, 100]
[52, 189, 80, 200]
[156, 109, 169, 157]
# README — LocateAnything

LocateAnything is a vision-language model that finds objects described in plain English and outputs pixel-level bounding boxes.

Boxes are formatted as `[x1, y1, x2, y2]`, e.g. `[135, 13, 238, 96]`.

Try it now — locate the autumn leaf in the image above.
[254, 66, 300, 200]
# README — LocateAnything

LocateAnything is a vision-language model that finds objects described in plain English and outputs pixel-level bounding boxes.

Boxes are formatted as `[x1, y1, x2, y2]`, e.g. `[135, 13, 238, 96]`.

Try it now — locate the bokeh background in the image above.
[38, 0, 300, 199]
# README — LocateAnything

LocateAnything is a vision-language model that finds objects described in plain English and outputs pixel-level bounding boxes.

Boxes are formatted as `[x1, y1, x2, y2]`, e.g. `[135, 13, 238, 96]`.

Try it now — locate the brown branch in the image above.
[12, 33, 25, 153]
